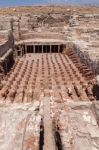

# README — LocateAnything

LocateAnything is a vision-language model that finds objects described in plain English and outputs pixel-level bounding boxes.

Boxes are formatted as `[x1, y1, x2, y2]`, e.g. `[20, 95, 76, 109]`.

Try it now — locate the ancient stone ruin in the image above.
[0, 5, 99, 150]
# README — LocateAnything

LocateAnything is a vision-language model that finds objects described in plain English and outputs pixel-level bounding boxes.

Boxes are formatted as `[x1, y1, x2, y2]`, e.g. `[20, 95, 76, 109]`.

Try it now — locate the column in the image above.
[53, 45, 55, 53]
[21, 46, 22, 56]
[22, 45, 24, 56]
[28, 45, 30, 53]
[25, 44, 27, 54]
[42, 45, 43, 53]
[58, 45, 60, 53]
[50, 45, 51, 53]
[31, 46, 32, 53]
[30, 45, 31, 53]
[33, 45, 35, 53]
[32, 46, 33, 53]
[45, 45, 46, 53]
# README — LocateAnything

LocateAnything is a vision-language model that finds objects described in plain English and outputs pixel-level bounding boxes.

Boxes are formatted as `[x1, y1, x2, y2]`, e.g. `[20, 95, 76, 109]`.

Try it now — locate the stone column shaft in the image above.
[58, 45, 60, 53]
[50, 45, 51, 53]
[34, 45, 35, 53]
[42, 45, 43, 53]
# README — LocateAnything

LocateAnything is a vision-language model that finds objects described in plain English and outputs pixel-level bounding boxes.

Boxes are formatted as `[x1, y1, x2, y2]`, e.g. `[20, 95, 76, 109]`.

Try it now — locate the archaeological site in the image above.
[0, 5, 99, 150]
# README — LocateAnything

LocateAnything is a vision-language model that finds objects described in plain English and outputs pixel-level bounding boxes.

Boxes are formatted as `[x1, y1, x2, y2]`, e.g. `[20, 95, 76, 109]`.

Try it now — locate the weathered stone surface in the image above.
[0, 102, 41, 150]
[56, 101, 99, 150]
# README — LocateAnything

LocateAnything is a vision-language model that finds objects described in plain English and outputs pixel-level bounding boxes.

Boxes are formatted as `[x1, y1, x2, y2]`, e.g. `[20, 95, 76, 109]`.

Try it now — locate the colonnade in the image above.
[25, 45, 61, 53]
[16, 44, 64, 57]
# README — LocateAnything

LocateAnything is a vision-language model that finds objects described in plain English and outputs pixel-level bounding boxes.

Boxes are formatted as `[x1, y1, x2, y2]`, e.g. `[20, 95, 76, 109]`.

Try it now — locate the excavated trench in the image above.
[39, 121, 63, 150]
[0, 42, 98, 104]
[39, 119, 44, 150]
[0, 44, 98, 150]
[54, 128, 63, 150]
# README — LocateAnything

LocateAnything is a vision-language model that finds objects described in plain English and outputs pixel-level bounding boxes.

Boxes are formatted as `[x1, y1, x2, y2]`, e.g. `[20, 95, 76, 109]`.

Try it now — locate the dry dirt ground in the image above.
[0, 5, 99, 15]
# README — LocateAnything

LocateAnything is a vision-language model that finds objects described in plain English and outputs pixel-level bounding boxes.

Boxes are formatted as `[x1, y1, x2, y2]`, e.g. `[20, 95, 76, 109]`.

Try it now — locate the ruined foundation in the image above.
[0, 5, 99, 150]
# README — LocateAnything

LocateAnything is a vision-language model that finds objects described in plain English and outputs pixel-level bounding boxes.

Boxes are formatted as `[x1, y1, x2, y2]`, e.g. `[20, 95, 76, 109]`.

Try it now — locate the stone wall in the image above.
[0, 31, 14, 75]
[74, 45, 99, 75]
[0, 41, 9, 57]
[21, 32, 66, 40]
[0, 31, 14, 57]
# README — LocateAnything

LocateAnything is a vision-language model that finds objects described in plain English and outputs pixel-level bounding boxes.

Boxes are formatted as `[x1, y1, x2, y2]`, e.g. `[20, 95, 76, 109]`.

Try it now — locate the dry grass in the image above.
[0, 5, 99, 16]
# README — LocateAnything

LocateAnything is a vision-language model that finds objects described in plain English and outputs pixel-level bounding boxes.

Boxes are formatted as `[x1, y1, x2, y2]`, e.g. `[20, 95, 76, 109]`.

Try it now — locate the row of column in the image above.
[24, 45, 61, 54]
[16, 44, 64, 57]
